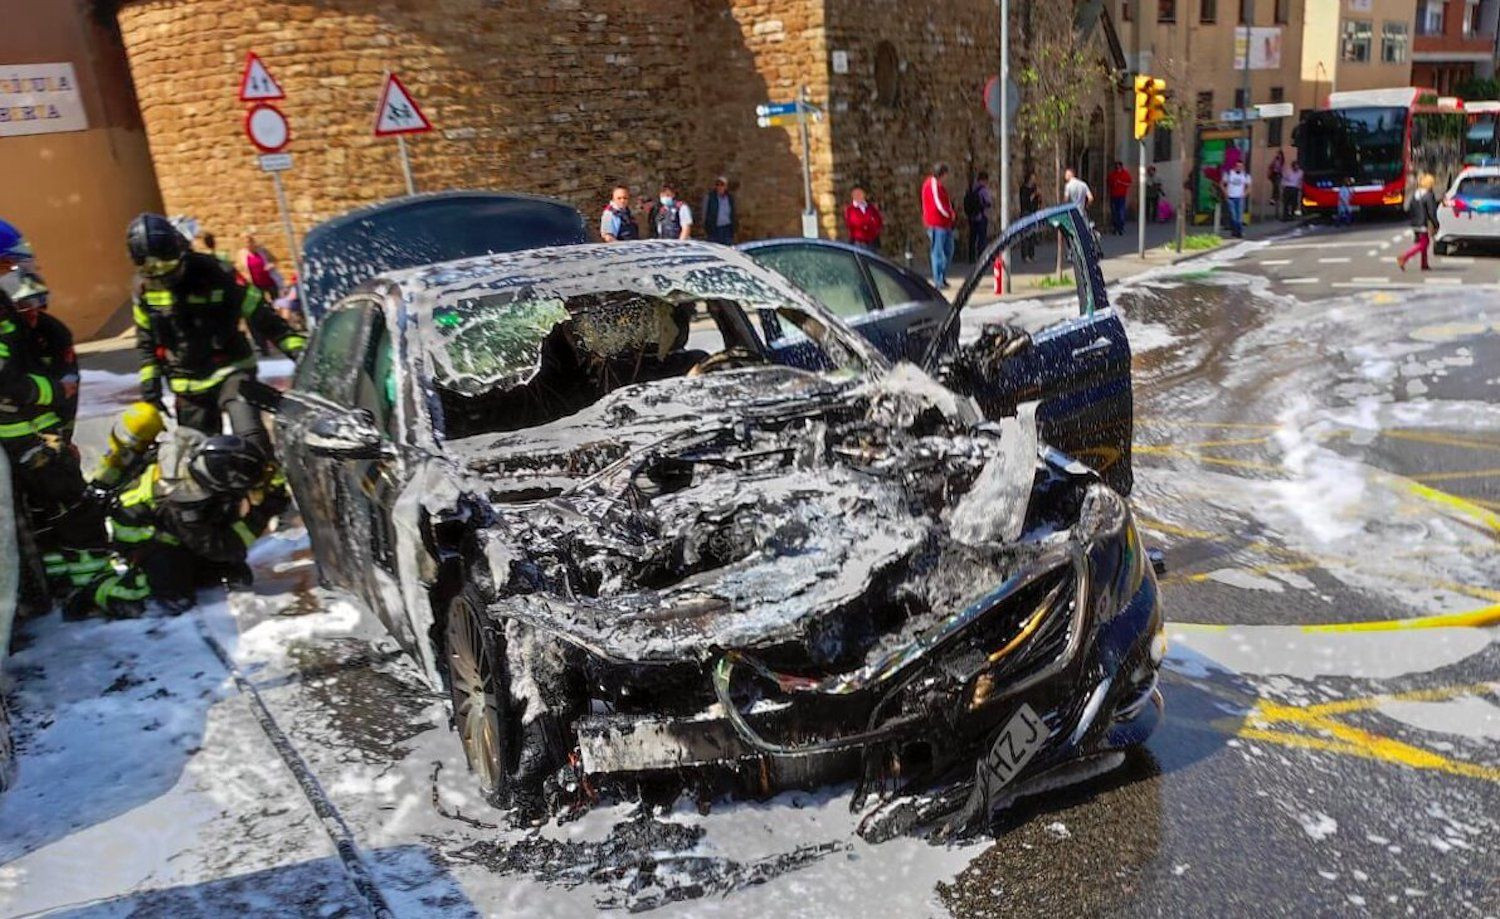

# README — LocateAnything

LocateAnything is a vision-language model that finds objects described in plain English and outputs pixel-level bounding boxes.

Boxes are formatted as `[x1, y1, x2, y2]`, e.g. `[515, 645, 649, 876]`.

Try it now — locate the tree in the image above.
[1015, 1, 1112, 277]
[1153, 51, 1207, 253]
[1453, 77, 1500, 101]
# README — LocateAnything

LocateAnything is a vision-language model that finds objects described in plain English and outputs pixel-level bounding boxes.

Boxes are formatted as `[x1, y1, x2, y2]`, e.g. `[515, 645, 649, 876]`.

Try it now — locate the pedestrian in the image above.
[199, 231, 231, 267]
[1267, 149, 1285, 218]
[1397, 173, 1440, 271]
[600, 185, 640, 242]
[1062, 166, 1094, 216]
[1280, 160, 1303, 221]
[647, 184, 693, 240]
[235, 233, 280, 299]
[1335, 176, 1355, 226]
[963, 171, 994, 263]
[1144, 166, 1163, 224]
[129, 213, 305, 460]
[1221, 161, 1251, 238]
[1107, 160, 1132, 235]
[921, 162, 957, 288]
[844, 185, 884, 251]
[1017, 171, 1041, 262]
[700, 176, 736, 245]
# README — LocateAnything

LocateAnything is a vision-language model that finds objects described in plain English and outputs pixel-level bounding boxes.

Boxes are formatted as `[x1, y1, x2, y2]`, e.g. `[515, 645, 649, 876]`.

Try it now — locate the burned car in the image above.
[259, 233, 1162, 832]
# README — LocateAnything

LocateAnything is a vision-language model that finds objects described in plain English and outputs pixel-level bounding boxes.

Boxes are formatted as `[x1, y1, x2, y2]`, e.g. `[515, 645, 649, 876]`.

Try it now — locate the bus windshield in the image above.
[1299, 106, 1407, 182]
[1465, 117, 1497, 164]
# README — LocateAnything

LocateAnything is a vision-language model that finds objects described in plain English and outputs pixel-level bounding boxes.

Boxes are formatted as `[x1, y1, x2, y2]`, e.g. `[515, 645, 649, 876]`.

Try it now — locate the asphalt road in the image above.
[7, 227, 1498, 917]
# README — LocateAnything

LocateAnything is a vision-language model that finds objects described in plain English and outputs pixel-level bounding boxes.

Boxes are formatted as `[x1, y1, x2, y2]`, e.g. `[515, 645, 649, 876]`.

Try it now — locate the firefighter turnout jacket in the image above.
[0, 295, 64, 444]
[134, 251, 305, 404]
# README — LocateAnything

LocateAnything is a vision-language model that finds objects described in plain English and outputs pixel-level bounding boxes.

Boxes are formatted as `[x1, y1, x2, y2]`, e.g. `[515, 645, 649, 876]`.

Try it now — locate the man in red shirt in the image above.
[921, 162, 957, 288]
[844, 186, 884, 251]
[1107, 161, 1132, 236]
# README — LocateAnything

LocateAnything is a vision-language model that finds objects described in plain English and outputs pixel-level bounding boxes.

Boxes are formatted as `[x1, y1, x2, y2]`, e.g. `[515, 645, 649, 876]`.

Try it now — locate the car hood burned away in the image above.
[273, 241, 1161, 836]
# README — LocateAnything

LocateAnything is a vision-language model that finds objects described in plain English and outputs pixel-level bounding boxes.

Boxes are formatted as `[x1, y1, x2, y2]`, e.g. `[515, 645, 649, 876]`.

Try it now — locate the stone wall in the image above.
[115, 0, 1072, 274]
[823, 0, 1003, 259]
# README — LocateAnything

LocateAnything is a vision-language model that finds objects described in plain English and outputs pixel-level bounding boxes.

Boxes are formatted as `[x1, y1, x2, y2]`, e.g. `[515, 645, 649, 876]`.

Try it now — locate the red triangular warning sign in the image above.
[374, 73, 433, 137]
[238, 52, 284, 102]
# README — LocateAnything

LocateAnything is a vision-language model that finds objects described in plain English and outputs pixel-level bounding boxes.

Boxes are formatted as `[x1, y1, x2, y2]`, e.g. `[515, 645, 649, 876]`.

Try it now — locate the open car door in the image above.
[922, 204, 1134, 494]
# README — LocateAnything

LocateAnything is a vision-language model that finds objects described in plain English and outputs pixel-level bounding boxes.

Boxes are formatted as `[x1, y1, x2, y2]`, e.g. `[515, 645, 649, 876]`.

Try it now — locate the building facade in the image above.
[1410, 0, 1498, 93]
[0, 0, 162, 337]
[105, 0, 1078, 269]
[1302, 0, 1416, 100]
[1118, 0, 1309, 221]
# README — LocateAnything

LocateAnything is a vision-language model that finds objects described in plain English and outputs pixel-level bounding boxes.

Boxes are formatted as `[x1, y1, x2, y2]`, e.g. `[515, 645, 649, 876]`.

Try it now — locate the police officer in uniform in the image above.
[127, 214, 305, 457]
[72, 428, 288, 618]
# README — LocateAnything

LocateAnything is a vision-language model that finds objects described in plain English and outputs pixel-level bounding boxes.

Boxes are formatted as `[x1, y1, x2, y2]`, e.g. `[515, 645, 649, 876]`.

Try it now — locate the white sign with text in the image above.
[0, 63, 88, 138]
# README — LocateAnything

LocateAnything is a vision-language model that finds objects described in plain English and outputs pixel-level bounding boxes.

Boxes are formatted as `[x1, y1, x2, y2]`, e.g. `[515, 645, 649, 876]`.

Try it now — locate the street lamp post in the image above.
[999, 0, 1011, 293]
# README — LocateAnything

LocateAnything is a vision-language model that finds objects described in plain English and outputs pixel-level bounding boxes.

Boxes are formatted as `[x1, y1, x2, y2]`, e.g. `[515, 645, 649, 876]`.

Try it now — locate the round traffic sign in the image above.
[983, 75, 1020, 121]
[244, 103, 290, 153]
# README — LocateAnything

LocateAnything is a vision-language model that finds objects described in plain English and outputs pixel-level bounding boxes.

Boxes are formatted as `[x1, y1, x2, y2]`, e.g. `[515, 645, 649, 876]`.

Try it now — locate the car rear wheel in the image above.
[446, 585, 511, 807]
[1434, 239, 1452, 256]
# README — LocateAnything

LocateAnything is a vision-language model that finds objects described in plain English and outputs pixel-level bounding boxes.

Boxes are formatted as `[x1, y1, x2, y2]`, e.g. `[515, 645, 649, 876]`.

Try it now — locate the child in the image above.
[1335, 177, 1355, 226]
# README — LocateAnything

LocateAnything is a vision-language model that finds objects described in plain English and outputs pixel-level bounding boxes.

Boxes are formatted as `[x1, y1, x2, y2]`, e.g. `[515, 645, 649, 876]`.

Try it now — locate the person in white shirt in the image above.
[1280, 160, 1304, 221]
[1221, 161, 1251, 238]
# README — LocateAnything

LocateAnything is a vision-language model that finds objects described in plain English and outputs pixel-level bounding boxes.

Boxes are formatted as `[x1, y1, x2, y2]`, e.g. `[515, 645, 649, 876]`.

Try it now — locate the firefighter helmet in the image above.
[188, 435, 266, 494]
[126, 213, 190, 282]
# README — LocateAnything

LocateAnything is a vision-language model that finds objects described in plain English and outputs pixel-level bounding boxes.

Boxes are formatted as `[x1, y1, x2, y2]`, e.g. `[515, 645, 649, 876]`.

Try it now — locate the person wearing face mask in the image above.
[647, 184, 693, 240]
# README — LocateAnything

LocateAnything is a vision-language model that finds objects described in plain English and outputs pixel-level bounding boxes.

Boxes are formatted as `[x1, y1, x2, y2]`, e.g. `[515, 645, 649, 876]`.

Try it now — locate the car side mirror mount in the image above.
[306, 409, 395, 461]
[237, 377, 285, 414]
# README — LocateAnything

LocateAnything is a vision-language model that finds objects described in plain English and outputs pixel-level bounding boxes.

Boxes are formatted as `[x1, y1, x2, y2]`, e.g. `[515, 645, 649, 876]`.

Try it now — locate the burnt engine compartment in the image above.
[446, 367, 1106, 822]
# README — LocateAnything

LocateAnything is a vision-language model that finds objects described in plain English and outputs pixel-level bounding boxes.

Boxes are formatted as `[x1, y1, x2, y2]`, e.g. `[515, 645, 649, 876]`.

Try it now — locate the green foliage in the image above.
[1176, 233, 1223, 251]
[1454, 77, 1500, 101]
[1035, 274, 1075, 289]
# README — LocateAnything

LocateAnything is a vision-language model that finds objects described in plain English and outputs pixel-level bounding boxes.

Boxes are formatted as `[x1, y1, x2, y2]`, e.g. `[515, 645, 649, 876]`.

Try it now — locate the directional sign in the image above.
[258, 152, 293, 172]
[1256, 101, 1295, 119]
[244, 103, 290, 152]
[755, 101, 798, 118]
[237, 52, 284, 102]
[374, 73, 432, 137]
[1219, 108, 1260, 123]
[757, 113, 797, 128]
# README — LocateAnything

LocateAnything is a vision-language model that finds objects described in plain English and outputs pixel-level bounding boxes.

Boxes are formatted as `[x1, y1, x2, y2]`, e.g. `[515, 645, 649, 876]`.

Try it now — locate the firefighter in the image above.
[127, 213, 305, 458]
[0, 273, 109, 603]
[2, 271, 79, 442]
[71, 429, 288, 618]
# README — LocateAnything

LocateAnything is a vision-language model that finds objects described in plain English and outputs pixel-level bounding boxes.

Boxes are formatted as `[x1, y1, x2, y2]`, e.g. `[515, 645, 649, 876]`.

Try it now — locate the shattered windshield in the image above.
[423, 250, 867, 440]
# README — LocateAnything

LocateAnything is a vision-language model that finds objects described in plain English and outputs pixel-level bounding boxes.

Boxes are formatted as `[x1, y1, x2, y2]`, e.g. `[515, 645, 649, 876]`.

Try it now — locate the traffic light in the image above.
[1134, 75, 1168, 139]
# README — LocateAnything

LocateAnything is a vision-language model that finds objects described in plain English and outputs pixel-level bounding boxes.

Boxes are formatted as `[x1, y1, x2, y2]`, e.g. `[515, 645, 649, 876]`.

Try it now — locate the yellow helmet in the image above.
[120, 400, 166, 444]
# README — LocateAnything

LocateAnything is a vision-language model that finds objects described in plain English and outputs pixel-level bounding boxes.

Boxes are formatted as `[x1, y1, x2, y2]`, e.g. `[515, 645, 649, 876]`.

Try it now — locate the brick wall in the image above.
[115, 0, 1031, 270]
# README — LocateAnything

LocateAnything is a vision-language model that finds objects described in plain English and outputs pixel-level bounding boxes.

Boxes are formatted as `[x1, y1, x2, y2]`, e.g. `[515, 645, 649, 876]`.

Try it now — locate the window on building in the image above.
[1122, 0, 1131, 22]
[1342, 19, 1373, 62]
[1275, 0, 1289, 24]
[1201, 0, 1216, 23]
[1268, 86, 1284, 145]
[1234, 87, 1248, 110]
[1154, 125, 1174, 161]
[1382, 21, 1409, 63]
[1419, 0, 1444, 36]
[1159, 0, 1176, 22]
[1464, 0, 1481, 35]
[1239, 0, 1250, 24]
[1196, 90, 1214, 123]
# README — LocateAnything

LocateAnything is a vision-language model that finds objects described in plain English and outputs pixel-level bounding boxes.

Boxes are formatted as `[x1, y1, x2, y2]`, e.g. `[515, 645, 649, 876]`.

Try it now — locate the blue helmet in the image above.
[0, 219, 32, 263]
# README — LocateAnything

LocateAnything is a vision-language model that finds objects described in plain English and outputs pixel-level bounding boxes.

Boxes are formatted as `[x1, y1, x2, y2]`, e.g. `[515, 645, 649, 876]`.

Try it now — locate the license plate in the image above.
[977, 702, 1049, 793]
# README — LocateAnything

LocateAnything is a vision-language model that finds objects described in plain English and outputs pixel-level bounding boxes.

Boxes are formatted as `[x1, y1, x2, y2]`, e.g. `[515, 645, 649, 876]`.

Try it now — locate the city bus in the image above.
[1463, 100, 1500, 166]
[1294, 88, 1467, 214]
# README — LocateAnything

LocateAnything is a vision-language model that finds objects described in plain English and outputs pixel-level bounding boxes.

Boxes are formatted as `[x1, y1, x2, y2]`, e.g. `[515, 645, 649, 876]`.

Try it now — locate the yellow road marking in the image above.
[1299, 682, 1496, 716]
[1169, 604, 1500, 632]
[1381, 429, 1500, 453]
[1139, 436, 1271, 451]
[1405, 481, 1500, 535]
[1414, 467, 1500, 483]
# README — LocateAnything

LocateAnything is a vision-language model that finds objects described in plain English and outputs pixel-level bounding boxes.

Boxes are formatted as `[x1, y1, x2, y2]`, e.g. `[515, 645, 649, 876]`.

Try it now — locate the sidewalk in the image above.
[950, 210, 1295, 309]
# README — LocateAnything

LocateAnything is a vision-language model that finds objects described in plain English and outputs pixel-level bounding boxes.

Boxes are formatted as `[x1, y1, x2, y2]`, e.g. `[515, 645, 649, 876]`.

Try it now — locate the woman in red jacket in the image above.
[844, 186, 884, 251]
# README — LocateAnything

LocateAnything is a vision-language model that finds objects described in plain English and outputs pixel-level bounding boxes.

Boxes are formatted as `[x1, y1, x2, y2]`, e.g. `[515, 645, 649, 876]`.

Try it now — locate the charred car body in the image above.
[258, 207, 1162, 832]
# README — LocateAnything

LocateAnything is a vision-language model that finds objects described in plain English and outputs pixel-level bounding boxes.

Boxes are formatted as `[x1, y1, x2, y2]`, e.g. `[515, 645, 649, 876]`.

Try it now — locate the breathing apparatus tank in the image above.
[91, 401, 166, 489]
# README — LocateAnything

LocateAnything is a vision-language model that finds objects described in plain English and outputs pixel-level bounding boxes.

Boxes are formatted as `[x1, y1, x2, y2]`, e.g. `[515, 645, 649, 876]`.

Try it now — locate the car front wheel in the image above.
[446, 585, 511, 807]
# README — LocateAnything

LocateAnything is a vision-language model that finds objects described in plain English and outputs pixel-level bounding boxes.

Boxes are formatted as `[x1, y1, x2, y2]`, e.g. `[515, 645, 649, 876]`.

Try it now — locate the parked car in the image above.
[742, 205, 1133, 495]
[1435, 166, 1500, 255]
[299, 190, 589, 322]
[248, 226, 1161, 834]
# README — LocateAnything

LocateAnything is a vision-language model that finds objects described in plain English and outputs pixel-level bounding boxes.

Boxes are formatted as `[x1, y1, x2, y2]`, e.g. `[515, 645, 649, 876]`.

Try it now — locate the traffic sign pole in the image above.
[999, 0, 1010, 293]
[270, 171, 298, 276]
[1138, 139, 1147, 258]
[798, 85, 816, 238]
[396, 133, 415, 196]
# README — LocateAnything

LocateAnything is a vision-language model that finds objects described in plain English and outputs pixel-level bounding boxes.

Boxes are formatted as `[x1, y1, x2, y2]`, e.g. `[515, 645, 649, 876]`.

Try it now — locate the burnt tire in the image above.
[444, 584, 571, 820]
[446, 585, 511, 809]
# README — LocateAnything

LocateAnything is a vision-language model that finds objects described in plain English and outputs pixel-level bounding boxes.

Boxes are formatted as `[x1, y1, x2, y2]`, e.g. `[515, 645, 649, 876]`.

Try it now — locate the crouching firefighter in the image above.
[0, 275, 109, 605]
[127, 213, 305, 456]
[3, 270, 79, 443]
[71, 428, 289, 618]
